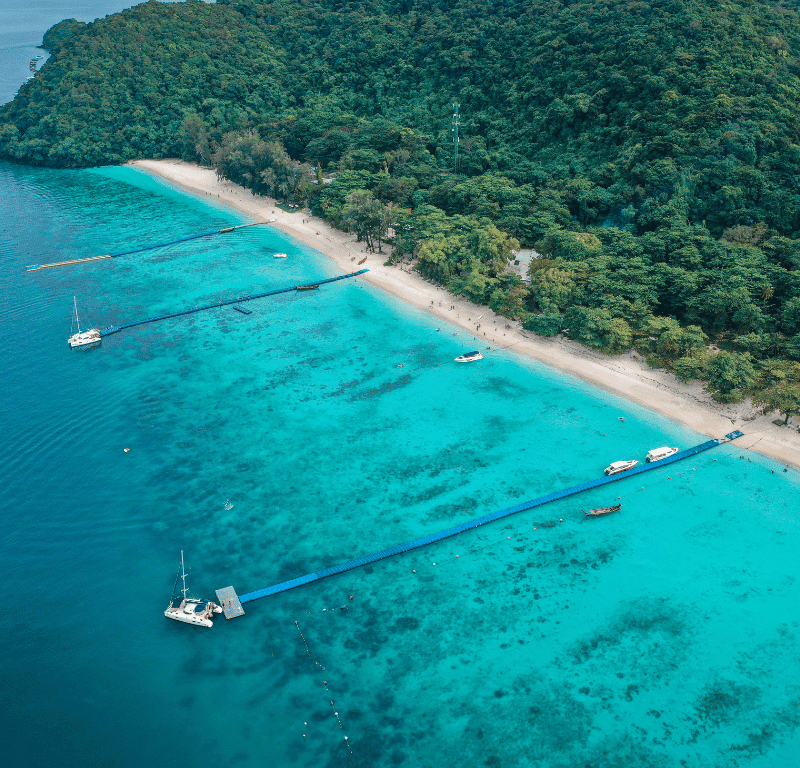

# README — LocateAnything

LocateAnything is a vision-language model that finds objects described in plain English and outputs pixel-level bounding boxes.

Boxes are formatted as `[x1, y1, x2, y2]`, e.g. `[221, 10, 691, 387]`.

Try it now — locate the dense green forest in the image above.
[3, 0, 800, 417]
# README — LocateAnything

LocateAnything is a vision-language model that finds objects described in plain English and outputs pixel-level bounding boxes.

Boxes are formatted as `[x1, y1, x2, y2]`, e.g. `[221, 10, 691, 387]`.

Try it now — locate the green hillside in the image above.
[3, 0, 800, 415]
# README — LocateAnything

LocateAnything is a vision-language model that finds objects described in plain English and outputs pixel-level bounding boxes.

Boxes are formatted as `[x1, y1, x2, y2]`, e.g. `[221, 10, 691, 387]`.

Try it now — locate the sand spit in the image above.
[129, 159, 800, 470]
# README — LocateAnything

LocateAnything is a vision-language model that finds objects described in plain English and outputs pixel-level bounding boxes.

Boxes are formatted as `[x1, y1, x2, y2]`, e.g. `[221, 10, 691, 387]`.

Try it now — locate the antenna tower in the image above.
[451, 102, 460, 174]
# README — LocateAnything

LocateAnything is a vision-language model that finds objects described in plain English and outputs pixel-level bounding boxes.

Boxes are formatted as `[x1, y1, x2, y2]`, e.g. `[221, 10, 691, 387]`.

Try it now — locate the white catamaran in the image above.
[164, 551, 222, 628]
[67, 297, 101, 348]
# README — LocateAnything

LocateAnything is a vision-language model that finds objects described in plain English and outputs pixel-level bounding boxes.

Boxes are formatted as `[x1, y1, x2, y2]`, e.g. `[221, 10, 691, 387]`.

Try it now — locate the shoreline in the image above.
[129, 159, 799, 470]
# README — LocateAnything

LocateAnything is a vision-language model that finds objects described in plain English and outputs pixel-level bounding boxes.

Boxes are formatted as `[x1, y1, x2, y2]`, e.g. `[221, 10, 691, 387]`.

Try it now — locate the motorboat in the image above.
[584, 504, 622, 517]
[455, 350, 483, 363]
[164, 551, 222, 628]
[646, 446, 679, 462]
[67, 296, 101, 348]
[604, 460, 638, 476]
[273, 252, 288, 258]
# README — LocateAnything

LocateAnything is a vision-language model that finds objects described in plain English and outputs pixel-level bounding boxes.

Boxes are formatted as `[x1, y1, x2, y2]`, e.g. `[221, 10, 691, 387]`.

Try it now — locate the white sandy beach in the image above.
[130, 159, 800, 470]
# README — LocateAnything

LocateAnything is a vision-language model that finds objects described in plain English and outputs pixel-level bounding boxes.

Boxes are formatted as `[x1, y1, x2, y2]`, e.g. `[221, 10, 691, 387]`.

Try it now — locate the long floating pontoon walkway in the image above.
[26, 222, 267, 272]
[216, 431, 744, 618]
[98, 269, 368, 338]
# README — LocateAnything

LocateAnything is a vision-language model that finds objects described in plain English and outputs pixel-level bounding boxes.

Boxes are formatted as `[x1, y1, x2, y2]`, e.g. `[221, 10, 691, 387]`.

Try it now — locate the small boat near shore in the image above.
[164, 551, 222, 628]
[646, 446, 679, 462]
[584, 503, 621, 517]
[455, 350, 483, 363]
[604, 459, 638, 475]
[273, 252, 288, 258]
[67, 296, 101, 348]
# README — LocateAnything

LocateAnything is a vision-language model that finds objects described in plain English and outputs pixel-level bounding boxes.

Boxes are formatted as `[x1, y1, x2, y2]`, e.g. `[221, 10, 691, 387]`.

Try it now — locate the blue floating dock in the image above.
[232, 306, 252, 315]
[98, 269, 367, 338]
[218, 431, 744, 617]
[215, 586, 245, 620]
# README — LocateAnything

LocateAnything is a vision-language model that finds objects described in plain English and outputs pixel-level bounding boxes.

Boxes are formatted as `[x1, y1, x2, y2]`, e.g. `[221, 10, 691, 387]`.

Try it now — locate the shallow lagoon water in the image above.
[2, 160, 799, 768]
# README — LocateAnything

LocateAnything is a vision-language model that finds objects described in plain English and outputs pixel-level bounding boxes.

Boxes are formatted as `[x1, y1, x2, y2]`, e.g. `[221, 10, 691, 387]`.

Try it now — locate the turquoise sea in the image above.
[3, 160, 800, 768]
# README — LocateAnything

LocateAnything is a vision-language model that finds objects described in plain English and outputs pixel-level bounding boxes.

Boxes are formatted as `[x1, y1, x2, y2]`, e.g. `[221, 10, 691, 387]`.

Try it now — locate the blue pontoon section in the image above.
[98, 269, 368, 337]
[232, 431, 744, 608]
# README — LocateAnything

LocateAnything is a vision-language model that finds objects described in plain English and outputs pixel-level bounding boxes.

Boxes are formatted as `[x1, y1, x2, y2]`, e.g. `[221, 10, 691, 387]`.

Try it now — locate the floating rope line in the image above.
[25, 222, 267, 271]
[739, 431, 766, 452]
[293, 618, 327, 672]
[326, 691, 353, 756]
[294, 617, 355, 756]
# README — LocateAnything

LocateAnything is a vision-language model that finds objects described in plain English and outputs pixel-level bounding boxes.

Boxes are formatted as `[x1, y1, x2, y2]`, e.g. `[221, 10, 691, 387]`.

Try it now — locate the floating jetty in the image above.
[97, 269, 368, 338]
[215, 431, 744, 619]
[215, 586, 245, 619]
[26, 222, 266, 272]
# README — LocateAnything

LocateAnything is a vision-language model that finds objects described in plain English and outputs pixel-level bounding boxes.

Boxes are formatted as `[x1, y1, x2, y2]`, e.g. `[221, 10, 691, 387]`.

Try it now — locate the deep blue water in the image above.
[2, 160, 800, 768]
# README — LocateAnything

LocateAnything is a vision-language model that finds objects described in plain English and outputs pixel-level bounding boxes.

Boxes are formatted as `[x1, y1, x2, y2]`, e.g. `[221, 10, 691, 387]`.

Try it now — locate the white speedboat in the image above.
[646, 446, 679, 462]
[164, 551, 222, 628]
[455, 350, 483, 363]
[273, 252, 288, 259]
[67, 297, 101, 348]
[604, 460, 638, 476]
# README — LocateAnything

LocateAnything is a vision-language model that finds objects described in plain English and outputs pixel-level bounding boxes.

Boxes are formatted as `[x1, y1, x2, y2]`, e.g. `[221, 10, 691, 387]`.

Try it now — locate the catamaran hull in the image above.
[164, 609, 213, 628]
[164, 599, 220, 628]
[68, 331, 101, 348]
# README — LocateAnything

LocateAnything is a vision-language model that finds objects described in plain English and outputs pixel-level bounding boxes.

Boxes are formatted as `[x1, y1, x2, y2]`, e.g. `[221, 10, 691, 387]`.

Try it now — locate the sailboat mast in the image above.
[180, 550, 188, 600]
[73, 296, 81, 333]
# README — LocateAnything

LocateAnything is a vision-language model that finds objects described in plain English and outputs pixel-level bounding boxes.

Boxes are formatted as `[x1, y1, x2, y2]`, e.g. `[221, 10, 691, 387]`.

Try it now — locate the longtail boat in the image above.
[584, 503, 621, 517]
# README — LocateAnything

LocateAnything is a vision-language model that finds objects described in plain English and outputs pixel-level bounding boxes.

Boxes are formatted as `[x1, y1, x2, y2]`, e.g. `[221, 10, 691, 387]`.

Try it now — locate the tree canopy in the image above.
[4, 0, 800, 411]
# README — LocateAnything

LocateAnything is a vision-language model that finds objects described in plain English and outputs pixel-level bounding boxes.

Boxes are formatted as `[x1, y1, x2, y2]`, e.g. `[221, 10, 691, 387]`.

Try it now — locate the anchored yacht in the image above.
[67, 297, 101, 348]
[164, 551, 222, 628]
